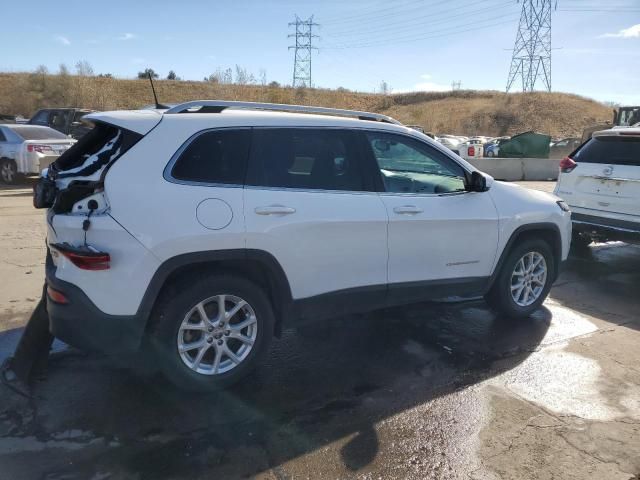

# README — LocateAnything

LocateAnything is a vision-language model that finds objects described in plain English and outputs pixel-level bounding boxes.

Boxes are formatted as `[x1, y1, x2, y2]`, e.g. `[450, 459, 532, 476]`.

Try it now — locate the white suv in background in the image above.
[555, 127, 640, 247]
[34, 101, 571, 391]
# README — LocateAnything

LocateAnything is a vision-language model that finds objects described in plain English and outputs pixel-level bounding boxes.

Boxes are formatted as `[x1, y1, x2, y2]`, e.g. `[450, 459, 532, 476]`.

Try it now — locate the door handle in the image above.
[254, 205, 296, 215]
[393, 205, 423, 215]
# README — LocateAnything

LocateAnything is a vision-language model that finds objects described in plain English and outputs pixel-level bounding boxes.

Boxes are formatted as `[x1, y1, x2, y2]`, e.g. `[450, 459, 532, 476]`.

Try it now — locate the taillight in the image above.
[559, 156, 577, 173]
[52, 243, 110, 271]
[27, 144, 54, 153]
[47, 285, 69, 304]
[468, 146, 475, 156]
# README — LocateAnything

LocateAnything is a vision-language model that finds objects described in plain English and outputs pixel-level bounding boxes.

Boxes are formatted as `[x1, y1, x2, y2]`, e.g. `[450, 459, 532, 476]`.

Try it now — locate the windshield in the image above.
[8, 125, 68, 140]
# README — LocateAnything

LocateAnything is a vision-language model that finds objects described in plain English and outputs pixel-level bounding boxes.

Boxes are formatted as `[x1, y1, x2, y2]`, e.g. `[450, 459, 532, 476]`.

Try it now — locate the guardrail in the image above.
[466, 157, 559, 181]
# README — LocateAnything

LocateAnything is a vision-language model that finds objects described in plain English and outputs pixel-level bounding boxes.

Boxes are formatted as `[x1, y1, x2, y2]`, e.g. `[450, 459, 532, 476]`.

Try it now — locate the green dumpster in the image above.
[498, 131, 551, 158]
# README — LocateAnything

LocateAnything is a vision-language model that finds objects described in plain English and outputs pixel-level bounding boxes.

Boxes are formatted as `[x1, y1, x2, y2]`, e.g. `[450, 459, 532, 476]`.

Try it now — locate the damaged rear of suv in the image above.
[36, 110, 163, 352]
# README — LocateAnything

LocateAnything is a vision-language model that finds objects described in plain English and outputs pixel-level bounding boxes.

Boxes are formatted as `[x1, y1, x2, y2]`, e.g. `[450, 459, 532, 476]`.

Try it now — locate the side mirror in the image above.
[71, 121, 82, 127]
[466, 171, 490, 192]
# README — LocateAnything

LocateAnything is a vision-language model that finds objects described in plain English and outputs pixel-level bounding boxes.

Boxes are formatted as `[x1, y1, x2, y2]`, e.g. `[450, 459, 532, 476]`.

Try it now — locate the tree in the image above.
[259, 68, 267, 87]
[138, 68, 158, 79]
[268, 80, 280, 88]
[97, 73, 113, 78]
[379, 80, 390, 95]
[75, 60, 94, 77]
[167, 70, 178, 80]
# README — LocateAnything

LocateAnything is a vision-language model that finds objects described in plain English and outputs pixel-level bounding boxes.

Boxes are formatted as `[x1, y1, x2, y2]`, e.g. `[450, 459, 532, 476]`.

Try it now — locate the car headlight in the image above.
[557, 200, 570, 212]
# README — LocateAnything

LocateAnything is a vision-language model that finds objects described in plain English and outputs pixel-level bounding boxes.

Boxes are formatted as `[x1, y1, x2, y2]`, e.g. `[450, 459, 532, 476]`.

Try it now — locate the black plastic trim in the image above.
[572, 213, 640, 233]
[487, 222, 563, 290]
[136, 249, 294, 328]
[46, 253, 145, 353]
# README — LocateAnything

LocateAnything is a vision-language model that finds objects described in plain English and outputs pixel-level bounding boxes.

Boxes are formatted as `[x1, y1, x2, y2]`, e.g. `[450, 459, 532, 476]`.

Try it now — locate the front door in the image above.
[362, 130, 499, 302]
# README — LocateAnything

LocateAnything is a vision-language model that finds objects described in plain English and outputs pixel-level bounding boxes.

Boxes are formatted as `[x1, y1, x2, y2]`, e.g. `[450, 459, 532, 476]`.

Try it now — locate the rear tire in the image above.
[0, 159, 18, 184]
[150, 274, 274, 391]
[485, 239, 555, 319]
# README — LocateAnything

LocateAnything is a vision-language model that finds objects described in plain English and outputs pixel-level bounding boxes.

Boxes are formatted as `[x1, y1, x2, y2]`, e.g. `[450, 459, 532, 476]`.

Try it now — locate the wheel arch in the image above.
[488, 222, 562, 290]
[139, 249, 293, 337]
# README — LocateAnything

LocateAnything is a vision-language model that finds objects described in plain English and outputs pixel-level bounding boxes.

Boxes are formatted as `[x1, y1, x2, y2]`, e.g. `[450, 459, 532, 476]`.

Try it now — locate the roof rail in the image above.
[163, 100, 403, 125]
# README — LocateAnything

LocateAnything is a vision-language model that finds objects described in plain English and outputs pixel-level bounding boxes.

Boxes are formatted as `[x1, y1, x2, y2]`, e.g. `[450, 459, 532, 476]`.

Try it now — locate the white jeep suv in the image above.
[555, 127, 640, 247]
[34, 101, 571, 390]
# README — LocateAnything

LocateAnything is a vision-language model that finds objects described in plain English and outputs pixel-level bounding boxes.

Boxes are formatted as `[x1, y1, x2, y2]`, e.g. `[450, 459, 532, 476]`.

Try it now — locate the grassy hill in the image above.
[0, 72, 612, 138]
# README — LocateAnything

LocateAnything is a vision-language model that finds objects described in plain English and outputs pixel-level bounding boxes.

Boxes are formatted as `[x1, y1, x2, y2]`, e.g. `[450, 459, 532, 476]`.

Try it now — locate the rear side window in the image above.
[573, 136, 640, 166]
[51, 122, 142, 177]
[170, 129, 250, 184]
[247, 128, 366, 191]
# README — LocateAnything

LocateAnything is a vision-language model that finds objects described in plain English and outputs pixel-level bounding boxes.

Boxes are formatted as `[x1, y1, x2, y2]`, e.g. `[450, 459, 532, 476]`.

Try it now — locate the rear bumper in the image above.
[572, 212, 640, 242]
[46, 253, 146, 353]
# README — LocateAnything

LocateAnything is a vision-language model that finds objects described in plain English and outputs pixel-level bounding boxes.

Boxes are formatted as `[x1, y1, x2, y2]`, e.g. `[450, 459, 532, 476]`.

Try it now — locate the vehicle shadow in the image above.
[0, 300, 552, 479]
[552, 242, 640, 330]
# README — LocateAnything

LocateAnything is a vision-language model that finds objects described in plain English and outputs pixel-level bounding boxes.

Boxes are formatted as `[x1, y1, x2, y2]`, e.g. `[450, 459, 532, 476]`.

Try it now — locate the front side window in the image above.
[365, 132, 467, 194]
[170, 129, 250, 184]
[30, 111, 49, 125]
[247, 129, 365, 192]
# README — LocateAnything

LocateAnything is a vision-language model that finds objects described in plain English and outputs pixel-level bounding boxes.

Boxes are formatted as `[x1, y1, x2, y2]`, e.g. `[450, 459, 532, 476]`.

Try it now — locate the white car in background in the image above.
[0, 125, 76, 184]
[554, 127, 640, 247]
[458, 138, 484, 160]
[436, 135, 462, 155]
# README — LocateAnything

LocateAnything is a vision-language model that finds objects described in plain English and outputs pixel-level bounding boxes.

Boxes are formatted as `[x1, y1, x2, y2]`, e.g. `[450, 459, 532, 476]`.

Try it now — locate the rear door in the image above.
[244, 128, 388, 315]
[559, 134, 640, 217]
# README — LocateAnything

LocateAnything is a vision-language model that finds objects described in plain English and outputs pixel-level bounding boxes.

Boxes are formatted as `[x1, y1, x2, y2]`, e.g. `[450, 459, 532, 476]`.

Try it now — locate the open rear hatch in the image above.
[33, 110, 162, 213]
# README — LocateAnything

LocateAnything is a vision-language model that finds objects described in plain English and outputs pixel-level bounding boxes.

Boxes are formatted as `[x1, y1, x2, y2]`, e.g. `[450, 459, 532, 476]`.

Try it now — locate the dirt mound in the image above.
[0, 72, 611, 138]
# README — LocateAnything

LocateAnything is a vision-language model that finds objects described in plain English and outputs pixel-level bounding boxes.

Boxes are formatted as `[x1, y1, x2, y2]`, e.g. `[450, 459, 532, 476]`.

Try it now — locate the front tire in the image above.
[0, 159, 18, 184]
[486, 239, 555, 319]
[151, 274, 274, 391]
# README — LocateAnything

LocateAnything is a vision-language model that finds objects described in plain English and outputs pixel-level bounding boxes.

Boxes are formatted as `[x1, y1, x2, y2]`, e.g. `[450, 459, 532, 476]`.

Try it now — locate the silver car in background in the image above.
[0, 125, 76, 184]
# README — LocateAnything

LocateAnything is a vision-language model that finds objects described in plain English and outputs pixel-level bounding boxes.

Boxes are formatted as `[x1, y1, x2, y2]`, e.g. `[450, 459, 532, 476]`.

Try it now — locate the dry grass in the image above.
[0, 72, 612, 137]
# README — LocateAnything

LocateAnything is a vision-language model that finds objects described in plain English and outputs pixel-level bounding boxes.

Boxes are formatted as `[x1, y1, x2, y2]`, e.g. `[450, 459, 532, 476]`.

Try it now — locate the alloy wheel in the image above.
[177, 294, 258, 375]
[510, 251, 547, 307]
[1, 162, 15, 183]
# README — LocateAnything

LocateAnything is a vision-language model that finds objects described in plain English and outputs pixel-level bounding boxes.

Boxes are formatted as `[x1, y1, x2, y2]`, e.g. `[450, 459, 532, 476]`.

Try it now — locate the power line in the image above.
[321, 0, 431, 26]
[506, 0, 556, 93]
[288, 15, 319, 88]
[322, 13, 519, 49]
[324, 0, 511, 39]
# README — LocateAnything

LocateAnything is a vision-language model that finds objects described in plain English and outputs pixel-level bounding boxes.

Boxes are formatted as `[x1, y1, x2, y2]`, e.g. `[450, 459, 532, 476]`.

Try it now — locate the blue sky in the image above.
[3, 0, 639, 103]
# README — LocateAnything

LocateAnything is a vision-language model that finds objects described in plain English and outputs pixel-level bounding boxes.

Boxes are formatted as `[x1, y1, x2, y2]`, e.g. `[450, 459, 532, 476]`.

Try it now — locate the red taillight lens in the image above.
[27, 144, 53, 153]
[468, 146, 475, 156]
[63, 251, 110, 270]
[52, 244, 111, 270]
[559, 156, 577, 173]
[47, 285, 69, 304]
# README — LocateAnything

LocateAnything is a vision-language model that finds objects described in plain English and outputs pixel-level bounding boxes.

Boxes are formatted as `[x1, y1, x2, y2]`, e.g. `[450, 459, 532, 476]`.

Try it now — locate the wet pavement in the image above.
[1, 183, 639, 479]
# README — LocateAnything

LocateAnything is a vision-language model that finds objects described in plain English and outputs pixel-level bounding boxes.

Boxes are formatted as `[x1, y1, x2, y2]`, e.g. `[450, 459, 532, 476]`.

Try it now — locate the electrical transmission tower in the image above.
[506, 0, 556, 93]
[288, 15, 319, 88]
[451, 81, 462, 91]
